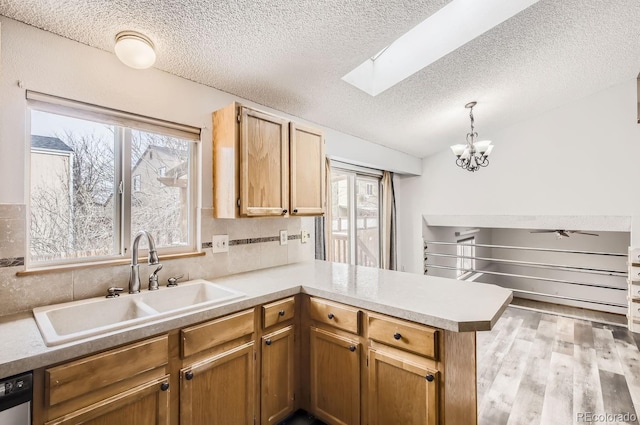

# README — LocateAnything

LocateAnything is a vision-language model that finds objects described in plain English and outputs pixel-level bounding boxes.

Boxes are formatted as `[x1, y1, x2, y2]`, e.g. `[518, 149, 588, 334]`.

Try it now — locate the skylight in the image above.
[342, 0, 540, 96]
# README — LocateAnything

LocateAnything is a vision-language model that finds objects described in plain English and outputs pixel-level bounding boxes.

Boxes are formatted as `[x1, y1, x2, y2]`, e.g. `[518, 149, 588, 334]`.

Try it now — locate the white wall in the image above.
[0, 17, 420, 206]
[396, 78, 640, 274]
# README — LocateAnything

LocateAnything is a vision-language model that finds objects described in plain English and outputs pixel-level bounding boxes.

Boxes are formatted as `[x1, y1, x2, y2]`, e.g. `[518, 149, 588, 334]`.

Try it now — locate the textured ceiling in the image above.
[1, 0, 640, 158]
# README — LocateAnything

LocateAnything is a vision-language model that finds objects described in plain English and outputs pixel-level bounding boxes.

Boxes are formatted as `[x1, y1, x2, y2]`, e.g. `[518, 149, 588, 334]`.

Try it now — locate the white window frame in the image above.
[26, 91, 201, 268]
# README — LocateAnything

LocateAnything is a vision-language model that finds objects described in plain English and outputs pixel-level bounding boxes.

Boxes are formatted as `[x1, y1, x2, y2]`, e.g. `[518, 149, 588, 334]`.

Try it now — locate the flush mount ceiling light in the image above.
[342, 0, 540, 96]
[450, 102, 494, 172]
[114, 31, 156, 69]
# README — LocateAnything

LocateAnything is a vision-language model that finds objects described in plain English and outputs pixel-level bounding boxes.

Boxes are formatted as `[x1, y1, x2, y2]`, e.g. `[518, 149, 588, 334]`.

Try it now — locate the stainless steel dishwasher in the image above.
[0, 372, 32, 425]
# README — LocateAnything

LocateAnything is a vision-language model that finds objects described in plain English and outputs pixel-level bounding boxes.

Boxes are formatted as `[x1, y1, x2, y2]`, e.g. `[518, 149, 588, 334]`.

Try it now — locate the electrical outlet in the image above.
[280, 230, 288, 245]
[301, 230, 310, 244]
[212, 235, 229, 253]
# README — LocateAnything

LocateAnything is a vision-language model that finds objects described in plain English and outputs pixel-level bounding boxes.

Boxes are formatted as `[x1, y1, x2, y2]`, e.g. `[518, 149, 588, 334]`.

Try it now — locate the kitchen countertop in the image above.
[0, 260, 512, 378]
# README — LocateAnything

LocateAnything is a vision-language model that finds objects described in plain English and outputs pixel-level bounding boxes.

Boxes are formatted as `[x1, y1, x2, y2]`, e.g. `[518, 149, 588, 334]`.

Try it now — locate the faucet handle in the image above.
[149, 264, 163, 291]
[167, 275, 184, 287]
[106, 287, 124, 298]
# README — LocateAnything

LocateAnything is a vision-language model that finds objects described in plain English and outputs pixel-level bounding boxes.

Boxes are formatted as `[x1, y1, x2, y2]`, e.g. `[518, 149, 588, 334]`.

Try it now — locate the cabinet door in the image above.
[261, 326, 295, 424]
[45, 376, 170, 425]
[290, 123, 325, 216]
[368, 349, 439, 425]
[180, 342, 255, 425]
[240, 107, 289, 216]
[309, 327, 360, 425]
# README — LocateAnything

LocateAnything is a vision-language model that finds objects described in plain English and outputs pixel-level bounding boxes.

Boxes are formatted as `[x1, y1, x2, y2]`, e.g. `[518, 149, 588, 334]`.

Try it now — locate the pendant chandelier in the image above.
[450, 101, 494, 172]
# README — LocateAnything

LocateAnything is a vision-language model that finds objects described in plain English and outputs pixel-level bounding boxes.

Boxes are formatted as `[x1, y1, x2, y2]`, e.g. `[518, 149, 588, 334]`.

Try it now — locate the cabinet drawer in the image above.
[263, 297, 296, 329]
[368, 313, 438, 360]
[309, 297, 359, 334]
[181, 308, 255, 357]
[46, 335, 168, 407]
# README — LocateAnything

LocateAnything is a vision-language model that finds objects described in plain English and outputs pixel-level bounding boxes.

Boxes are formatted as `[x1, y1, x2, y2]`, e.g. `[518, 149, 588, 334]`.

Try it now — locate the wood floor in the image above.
[478, 307, 640, 425]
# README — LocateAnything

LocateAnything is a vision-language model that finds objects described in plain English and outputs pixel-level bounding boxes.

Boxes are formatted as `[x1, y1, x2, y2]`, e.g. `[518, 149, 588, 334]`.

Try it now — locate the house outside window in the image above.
[27, 91, 200, 266]
[456, 237, 476, 278]
[132, 175, 141, 192]
[329, 165, 381, 267]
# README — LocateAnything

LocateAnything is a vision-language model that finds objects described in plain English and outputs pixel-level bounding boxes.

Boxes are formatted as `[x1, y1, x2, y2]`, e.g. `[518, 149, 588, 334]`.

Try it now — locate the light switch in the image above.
[212, 235, 229, 253]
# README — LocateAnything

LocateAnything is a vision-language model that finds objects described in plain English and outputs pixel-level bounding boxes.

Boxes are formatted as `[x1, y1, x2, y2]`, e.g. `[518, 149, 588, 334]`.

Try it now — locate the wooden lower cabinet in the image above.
[309, 327, 360, 425]
[261, 326, 295, 424]
[34, 297, 472, 425]
[180, 342, 255, 425]
[368, 349, 439, 425]
[45, 375, 170, 425]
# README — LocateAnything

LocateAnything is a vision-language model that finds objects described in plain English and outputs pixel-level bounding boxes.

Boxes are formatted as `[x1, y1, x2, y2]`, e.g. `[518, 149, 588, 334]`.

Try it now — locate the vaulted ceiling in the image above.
[1, 0, 639, 158]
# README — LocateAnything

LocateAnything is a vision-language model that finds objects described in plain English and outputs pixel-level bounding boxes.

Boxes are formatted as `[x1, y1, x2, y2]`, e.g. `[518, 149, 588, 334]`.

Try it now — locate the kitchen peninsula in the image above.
[0, 260, 512, 425]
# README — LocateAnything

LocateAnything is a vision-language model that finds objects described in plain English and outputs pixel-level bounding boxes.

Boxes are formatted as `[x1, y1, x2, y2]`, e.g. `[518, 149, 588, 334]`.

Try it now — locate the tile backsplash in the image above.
[0, 204, 316, 317]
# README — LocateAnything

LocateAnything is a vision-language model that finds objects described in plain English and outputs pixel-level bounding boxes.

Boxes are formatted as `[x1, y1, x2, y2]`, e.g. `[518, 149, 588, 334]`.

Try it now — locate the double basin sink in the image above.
[33, 279, 245, 346]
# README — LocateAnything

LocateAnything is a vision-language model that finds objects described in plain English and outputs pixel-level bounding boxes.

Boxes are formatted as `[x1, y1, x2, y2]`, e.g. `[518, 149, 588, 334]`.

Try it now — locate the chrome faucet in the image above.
[129, 231, 160, 294]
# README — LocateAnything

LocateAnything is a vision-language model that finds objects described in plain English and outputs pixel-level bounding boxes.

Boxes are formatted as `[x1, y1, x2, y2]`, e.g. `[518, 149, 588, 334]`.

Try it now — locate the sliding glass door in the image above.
[330, 167, 380, 267]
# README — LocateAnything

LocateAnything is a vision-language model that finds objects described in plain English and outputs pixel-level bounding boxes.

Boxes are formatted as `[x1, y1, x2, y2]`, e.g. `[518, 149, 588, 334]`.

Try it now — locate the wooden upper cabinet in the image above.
[290, 123, 325, 216]
[240, 107, 289, 217]
[212, 102, 325, 218]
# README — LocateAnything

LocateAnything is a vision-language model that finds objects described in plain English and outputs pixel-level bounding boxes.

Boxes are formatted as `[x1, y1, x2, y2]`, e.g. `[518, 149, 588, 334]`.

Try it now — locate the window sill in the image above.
[16, 251, 206, 277]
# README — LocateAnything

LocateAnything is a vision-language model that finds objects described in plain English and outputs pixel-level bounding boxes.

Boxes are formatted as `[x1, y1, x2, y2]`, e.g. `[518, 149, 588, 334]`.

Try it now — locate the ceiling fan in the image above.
[530, 229, 600, 239]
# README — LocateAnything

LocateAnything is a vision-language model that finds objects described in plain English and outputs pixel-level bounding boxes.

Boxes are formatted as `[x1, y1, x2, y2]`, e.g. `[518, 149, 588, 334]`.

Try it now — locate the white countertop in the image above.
[0, 260, 512, 378]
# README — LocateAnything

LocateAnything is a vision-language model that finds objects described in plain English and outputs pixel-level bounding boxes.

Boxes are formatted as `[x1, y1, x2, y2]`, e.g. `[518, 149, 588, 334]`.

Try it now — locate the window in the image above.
[28, 92, 200, 266]
[329, 165, 381, 267]
[456, 237, 475, 278]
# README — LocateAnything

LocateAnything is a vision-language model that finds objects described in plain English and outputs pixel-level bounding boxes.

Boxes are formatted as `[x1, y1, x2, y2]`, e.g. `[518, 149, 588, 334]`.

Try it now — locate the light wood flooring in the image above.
[478, 307, 640, 425]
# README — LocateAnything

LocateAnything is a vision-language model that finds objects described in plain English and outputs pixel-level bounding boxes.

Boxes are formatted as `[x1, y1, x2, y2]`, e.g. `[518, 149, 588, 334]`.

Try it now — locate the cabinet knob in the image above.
[278, 310, 286, 317]
[349, 345, 356, 352]
[327, 313, 335, 320]
[282, 209, 288, 214]
[185, 371, 194, 381]
[160, 382, 170, 391]
[393, 332, 402, 340]
[293, 209, 298, 214]
[425, 374, 434, 382]
[265, 339, 272, 346]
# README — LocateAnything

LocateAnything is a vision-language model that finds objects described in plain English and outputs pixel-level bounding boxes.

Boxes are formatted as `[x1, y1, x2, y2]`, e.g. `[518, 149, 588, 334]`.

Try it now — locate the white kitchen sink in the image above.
[139, 281, 245, 313]
[33, 279, 245, 346]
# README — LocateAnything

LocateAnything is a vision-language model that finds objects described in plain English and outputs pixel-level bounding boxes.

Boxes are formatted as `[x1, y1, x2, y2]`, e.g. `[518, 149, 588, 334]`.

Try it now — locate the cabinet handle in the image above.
[327, 313, 335, 320]
[185, 371, 194, 381]
[349, 345, 356, 352]
[425, 374, 434, 382]
[160, 382, 170, 391]
[265, 339, 272, 346]
[393, 332, 402, 340]
[293, 209, 298, 214]
[278, 310, 286, 316]
[282, 209, 288, 214]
